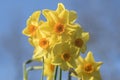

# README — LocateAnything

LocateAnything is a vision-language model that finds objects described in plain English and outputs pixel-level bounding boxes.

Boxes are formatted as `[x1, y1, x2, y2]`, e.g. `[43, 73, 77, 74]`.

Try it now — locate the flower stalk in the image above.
[23, 59, 33, 80]
[41, 57, 44, 80]
[53, 66, 58, 80]
[68, 71, 71, 80]
[58, 67, 62, 80]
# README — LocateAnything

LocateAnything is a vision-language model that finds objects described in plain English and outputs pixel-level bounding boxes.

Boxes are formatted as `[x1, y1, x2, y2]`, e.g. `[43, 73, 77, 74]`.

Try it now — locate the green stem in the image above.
[53, 66, 58, 80]
[68, 71, 71, 80]
[40, 57, 44, 80]
[58, 67, 62, 80]
[69, 68, 77, 76]
[23, 59, 32, 80]
[23, 63, 27, 80]
[27, 66, 43, 71]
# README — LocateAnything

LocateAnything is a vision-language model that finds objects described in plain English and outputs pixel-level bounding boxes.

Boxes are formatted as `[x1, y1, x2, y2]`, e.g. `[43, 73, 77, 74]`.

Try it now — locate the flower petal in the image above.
[85, 51, 95, 63]
[69, 11, 77, 23]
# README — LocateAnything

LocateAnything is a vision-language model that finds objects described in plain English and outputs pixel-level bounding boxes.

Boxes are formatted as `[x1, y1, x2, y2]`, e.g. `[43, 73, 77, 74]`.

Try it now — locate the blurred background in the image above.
[0, 0, 120, 80]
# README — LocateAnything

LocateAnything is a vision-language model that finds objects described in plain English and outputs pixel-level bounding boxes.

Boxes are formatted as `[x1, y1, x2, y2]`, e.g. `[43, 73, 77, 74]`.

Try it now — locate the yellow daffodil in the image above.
[71, 27, 89, 53]
[22, 3, 103, 80]
[74, 51, 103, 80]
[31, 28, 58, 61]
[22, 11, 41, 37]
[31, 37, 51, 61]
[42, 3, 79, 42]
[52, 42, 79, 70]
[44, 56, 55, 80]
[27, 21, 58, 61]
[43, 3, 77, 24]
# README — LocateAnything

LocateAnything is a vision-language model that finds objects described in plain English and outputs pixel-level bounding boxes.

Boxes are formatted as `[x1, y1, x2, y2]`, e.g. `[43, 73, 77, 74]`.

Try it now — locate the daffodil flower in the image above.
[31, 36, 51, 61]
[74, 51, 103, 80]
[52, 42, 79, 70]
[44, 56, 55, 80]
[28, 21, 57, 61]
[42, 3, 79, 42]
[22, 3, 103, 80]
[71, 27, 89, 53]
[22, 11, 41, 37]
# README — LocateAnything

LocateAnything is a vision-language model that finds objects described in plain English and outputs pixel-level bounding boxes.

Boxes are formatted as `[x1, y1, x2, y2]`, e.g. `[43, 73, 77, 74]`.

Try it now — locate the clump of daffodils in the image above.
[22, 3, 103, 80]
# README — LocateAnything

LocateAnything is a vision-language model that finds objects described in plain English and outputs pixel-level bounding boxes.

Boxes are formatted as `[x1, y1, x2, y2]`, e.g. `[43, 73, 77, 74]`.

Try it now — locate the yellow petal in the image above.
[82, 32, 89, 42]
[22, 27, 30, 36]
[22, 11, 41, 37]
[60, 62, 69, 70]
[28, 37, 34, 46]
[69, 11, 77, 23]
[81, 45, 87, 53]
[49, 11, 59, 23]
[52, 43, 63, 56]
[59, 10, 69, 23]
[27, 11, 41, 25]
[95, 62, 103, 71]
[56, 3, 65, 13]
[32, 47, 46, 61]
[52, 55, 62, 65]
[67, 57, 77, 68]
[42, 10, 55, 26]
[77, 56, 84, 64]
[85, 51, 95, 63]
[89, 71, 102, 80]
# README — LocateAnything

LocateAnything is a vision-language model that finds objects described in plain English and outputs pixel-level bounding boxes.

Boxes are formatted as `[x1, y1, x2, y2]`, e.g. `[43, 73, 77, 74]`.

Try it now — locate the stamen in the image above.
[84, 63, 94, 73]
[74, 38, 84, 48]
[61, 52, 71, 61]
[28, 25, 36, 33]
[54, 23, 64, 34]
[39, 38, 49, 49]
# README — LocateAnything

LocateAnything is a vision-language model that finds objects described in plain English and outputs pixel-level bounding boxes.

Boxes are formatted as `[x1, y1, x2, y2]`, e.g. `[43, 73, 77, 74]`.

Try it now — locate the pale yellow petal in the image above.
[67, 58, 77, 68]
[52, 43, 63, 56]
[28, 38, 34, 46]
[42, 10, 55, 26]
[47, 76, 53, 80]
[90, 71, 102, 80]
[60, 62, 69, 70]
[85, 51, 95, 63]
[52, 55, 62, 65]
[22, 27, 30, 36]
[77, 56, 84, 64]
[56, 3, 65, 13]
[32, 47, 47, 61]
[95, 62, 103, 71]
[82, 32, 89, 42]
[27, 11, 41, 25]
[59, 10, 69, 23]
[81, 45, 87, 53]
[69, 11, 77, 23]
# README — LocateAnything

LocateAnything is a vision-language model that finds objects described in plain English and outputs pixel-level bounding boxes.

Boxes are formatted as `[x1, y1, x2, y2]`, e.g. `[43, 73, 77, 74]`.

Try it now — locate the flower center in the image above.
[54, 23, 64, 34]
[39, 38, 49, 49]
[84, 63, 94, 73]
[74, 38, 84, 48]
[28, 25, 36, 33]
[61, 52, 71, 61]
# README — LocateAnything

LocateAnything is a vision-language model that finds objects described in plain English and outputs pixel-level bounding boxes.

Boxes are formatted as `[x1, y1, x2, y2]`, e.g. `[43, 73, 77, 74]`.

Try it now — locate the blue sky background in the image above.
[0, 0, 120, 80]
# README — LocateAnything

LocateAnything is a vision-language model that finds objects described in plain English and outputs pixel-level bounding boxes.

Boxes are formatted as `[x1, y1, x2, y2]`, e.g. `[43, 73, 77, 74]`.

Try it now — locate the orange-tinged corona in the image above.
[28, 25, 37, 36]
[28, 25, 36, 33]
[54, 23, 64, 34]
[84, 63, 94, 73]
[61, 52, 71, 61]
[39, 38, 49, 49]
[75, 38, 84, 48]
